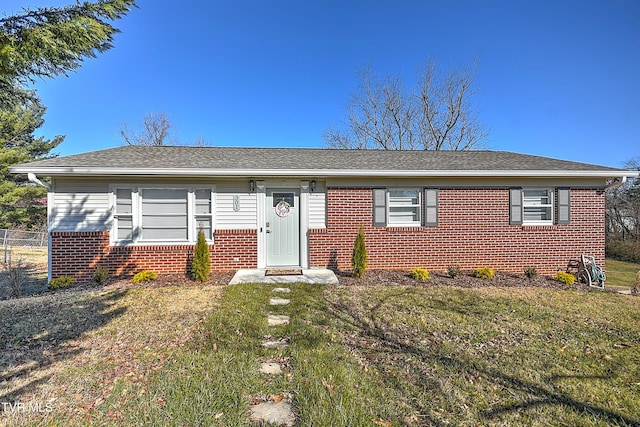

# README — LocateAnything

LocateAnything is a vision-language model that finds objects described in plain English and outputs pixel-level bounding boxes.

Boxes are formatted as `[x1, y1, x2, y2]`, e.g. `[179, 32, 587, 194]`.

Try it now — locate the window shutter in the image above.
[509, 188, 523, 225]
[372, 188, 387, 226]
[557, 188, 570, 224]
[424, 188, 438, 226]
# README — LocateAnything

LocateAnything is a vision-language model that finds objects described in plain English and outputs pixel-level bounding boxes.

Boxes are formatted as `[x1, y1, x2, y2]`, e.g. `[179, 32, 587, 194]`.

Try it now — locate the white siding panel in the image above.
[216, 183, 257, 229]
[309, 192, 326, 228]
[51, 179, 111, 231]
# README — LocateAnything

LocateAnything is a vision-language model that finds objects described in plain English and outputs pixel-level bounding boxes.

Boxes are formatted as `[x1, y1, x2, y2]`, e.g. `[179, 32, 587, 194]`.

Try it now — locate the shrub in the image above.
[409, 268, 429, 281]
[132, 270, 158, 284]
[93, 266, 109, 285]
[447, 265, 461, 278]
[48, 276, 75, 290]
[606, 241, 640, 264]
[473, 267, 495, 280]
[5, 257, 24, 297]
[555, 271, 576, 286]
[191, 228, 211, 282]
[524, 267, 538, 280]
[352, 226, 367, 279]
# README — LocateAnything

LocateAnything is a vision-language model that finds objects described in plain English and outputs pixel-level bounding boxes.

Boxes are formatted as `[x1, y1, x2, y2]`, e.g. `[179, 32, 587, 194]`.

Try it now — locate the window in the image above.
[141, 189, 188, 241]
[373, 188, 430, 227]
[194, 188, 213, 239]
[510, 188, 565, 225]
[523, 189, 553, 224]
[388, 189, 421, 225]
[111, 186, 215, 244]
[114, 189, 133, 240]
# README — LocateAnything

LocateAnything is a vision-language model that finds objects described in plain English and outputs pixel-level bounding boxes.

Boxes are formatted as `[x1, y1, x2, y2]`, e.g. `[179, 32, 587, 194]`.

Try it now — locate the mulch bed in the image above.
[335, 269, 570, 290]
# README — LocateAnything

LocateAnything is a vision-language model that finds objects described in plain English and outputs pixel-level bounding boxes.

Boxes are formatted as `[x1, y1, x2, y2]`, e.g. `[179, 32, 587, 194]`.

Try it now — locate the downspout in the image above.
[27, 173, 52, 282]
[27, 173, 50, 190]
[604, 176, 627, 191]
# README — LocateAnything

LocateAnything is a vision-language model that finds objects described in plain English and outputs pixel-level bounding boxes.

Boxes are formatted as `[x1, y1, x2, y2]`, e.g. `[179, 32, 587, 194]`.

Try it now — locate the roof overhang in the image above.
[8, 166, 639, 179]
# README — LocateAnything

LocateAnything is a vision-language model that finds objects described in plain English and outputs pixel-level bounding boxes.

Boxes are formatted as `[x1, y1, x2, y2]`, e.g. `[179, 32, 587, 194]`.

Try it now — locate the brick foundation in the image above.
[309, 187, 605, 275]
[51, 229, 257, 282]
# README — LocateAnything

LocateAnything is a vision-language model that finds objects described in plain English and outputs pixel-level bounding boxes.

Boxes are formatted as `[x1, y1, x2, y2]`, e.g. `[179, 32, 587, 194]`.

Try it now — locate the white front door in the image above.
[266, 189, 300, 266]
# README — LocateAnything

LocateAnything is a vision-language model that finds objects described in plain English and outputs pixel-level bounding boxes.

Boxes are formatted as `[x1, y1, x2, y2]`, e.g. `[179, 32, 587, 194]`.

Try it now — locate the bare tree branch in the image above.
[326, 60, 489, 151]
[120, 112, 175, 146]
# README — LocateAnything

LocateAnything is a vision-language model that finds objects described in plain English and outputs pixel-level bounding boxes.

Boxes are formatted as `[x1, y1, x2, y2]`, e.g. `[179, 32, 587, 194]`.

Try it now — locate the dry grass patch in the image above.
[0, 283, 222, 426]
[323, 285, 640, 426]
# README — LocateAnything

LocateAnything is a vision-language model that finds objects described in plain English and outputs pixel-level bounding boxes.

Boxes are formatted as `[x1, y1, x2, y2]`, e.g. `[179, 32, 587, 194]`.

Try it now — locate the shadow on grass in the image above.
[0, 289, 128, 405]
[323, 288, 639, 426]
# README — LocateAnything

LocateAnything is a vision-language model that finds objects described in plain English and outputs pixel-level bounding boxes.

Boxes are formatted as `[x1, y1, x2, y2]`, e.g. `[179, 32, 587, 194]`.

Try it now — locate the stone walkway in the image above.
[249, 286, 296, 426]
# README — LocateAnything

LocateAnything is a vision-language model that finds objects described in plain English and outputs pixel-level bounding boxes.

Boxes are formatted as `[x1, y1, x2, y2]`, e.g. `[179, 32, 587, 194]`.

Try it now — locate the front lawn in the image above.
[2, 281, 639, 426]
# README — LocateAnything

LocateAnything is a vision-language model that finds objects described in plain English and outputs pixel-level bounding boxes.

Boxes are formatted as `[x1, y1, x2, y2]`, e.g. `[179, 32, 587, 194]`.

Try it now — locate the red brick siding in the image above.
[309, 187, 605, 275]
[51, 229, 257, 282]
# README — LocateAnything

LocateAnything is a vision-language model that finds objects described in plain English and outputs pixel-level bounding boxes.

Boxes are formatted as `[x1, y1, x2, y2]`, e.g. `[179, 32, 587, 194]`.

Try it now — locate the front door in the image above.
[266, 189, 300, 266]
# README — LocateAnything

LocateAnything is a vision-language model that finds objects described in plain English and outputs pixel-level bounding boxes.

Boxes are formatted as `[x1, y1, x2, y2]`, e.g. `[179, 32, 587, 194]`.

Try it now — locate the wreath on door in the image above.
[275, 200, 291, 217]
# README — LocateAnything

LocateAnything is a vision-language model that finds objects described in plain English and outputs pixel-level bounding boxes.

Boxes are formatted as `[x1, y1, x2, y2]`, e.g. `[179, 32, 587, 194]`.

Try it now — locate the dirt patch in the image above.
[103, 271, 235, 290]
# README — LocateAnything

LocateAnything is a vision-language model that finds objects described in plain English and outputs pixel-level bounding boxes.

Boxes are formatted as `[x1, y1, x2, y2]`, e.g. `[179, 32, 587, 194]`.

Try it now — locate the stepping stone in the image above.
[249, 401, 295, 427]
[268, 314, 290, 326]
[270, 297, 290, 305]
[261, 338, 289, 348]
[272, 287, 291, 293]
[259, 362, 282, 375]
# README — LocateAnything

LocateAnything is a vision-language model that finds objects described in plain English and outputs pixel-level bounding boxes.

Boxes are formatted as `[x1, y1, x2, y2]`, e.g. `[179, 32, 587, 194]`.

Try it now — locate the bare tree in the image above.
[120, 112, 175, 146]
[325, 60, 489, 150]
[606, 157, 640, 242]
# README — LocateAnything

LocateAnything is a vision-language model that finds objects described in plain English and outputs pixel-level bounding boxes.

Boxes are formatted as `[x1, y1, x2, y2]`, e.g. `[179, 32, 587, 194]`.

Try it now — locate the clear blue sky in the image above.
[5, 0, 639, 168]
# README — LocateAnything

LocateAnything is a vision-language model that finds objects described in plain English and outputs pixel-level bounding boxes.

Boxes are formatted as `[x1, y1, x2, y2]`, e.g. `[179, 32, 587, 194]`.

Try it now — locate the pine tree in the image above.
[0, 92, 63, 229]
[352, 226, 367, 279]
[0, 0, 137, 107]
[191, 228, 211, 282]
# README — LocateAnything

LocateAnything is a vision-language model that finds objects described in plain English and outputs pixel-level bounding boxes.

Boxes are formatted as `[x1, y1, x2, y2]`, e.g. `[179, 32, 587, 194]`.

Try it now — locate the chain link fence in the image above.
[2, 229, 47, 264]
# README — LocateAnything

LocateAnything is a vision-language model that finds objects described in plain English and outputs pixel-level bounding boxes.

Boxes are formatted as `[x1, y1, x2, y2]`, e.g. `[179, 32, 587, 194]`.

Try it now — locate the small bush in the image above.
[352, 226, 367, 279]
[524, 267, 538, 280]
[409, 268, 430, 281]
[191, 228, 211, 282]
[132, 270, 158, 284]
[5, 258, 25, 297]
[447, 265, 461, 278]
[473, 267, 495, 280]
[93, 266, 109, 285]
[555, 271, 576, 286]
[48, 276, 75, 290]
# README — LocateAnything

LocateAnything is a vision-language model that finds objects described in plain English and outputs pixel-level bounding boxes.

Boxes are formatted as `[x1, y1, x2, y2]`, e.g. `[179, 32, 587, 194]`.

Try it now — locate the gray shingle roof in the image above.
[9, 146, 634, 178]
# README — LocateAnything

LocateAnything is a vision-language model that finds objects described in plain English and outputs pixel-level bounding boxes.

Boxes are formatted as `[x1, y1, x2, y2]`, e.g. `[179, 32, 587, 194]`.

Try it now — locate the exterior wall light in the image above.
[249, 180, 255, 192]
[310, 180, 316, 192]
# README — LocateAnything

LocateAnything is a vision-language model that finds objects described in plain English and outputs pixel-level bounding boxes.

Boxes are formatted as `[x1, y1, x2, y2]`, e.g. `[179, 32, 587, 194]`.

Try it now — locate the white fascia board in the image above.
[8, 166, 639, 179]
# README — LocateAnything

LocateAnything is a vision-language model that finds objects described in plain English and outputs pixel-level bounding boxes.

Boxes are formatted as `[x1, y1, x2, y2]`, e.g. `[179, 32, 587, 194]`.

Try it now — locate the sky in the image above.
[4, 0, 639, 168]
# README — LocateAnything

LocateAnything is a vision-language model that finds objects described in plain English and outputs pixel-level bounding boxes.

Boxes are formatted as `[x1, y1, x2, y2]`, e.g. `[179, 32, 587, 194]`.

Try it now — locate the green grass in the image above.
[6, 280, 639, 426]
[84, 283, 639, 426]
[606, 258, 640, 287]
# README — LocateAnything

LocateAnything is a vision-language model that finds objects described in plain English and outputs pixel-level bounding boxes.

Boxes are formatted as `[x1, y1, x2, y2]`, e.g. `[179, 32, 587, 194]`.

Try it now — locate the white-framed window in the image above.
[388, 189, 422, 225]
[110, 185, 215, 244]
[523, 189, 553, 224]
[373, 188, 427, 227]
[510, 188, 559, 225]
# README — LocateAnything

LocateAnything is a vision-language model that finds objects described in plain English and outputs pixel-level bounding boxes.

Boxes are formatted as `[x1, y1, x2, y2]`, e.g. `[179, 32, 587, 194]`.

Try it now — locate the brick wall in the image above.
[309, 187, 605, 275]
[51, 229, 257, 282]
